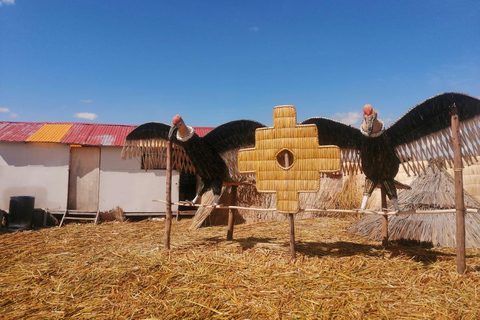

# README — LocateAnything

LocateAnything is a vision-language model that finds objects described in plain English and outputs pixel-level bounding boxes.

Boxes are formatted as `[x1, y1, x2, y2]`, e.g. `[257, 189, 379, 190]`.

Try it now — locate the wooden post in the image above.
[381, 187, 389, 247]
[288, 213, 296, 259]
[284, 152, 296, 259]
[164, 141, 173, 250]
[226, 185, 237, 241]
[451, 104, 466, 274]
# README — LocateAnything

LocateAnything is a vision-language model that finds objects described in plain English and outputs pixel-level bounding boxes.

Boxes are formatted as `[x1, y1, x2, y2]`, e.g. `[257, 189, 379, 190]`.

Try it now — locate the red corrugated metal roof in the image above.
[0, 122, 11, 133]
[84, 125, 137, 146]
[60, 123, 137, 146]
[60, 123, 95, 145]
[0, 121, 213, 146]
[194, 127, 214, 137]
[0, 122, 44, 142]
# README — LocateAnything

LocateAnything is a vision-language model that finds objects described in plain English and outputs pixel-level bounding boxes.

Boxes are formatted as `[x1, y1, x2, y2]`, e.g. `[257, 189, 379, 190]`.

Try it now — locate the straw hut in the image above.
[349, 160, 480, 248]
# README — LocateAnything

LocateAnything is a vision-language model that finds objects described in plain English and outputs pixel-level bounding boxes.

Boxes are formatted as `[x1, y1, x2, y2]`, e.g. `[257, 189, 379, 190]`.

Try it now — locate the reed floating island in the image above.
[1, 218, 480, 319]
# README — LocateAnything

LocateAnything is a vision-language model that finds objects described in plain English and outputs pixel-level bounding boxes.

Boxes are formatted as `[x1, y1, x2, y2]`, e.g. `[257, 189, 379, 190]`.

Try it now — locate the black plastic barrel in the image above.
[7, 196, 35, 232]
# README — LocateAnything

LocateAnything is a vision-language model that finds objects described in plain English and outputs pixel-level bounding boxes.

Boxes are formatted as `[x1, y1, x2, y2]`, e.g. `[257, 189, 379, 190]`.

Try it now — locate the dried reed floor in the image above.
[1, 217, 479, 319]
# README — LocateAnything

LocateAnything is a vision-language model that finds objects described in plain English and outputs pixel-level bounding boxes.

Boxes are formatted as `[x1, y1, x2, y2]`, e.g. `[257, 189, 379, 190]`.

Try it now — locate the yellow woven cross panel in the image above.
[238, 106, 341, 213]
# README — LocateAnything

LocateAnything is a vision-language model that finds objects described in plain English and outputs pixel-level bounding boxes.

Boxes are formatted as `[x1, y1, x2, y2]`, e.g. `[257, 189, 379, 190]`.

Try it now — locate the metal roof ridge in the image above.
[0, 120, 214, 128]
[0, 120, 138, 127]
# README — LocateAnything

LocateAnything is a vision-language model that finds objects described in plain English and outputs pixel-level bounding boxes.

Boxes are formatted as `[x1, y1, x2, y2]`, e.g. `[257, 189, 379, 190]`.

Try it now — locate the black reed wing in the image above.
[300, 117, 364, 175]
[386, 92, 480, 176]
[201, 120, 266, 180]
[124, 122, 171, 141]
[301, 117, 363, 148]
[202, 120, 266, 154]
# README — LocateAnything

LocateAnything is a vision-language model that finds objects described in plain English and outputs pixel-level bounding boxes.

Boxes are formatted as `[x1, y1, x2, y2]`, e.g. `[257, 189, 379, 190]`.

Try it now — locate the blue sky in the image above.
[1, 0, 479, 127]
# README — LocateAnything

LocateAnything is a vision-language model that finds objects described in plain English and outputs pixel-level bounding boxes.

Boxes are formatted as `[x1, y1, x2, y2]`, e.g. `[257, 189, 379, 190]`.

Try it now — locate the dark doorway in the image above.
[178, 173, 198, 211]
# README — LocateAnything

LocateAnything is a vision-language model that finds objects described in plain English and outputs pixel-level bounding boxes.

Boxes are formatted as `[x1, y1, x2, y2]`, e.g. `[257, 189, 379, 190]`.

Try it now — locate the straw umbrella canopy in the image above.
[349, 160, 480, 248]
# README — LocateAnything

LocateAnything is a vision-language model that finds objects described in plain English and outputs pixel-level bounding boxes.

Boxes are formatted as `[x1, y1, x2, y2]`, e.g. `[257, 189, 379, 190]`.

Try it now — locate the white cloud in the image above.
[74, 112, 98, 120]
[249, 26, 259, 32]
[81, 99, 93, 103]
[0, 0, 15, 6]
[0, 107, 10, 113]
[10, 113, 18, 118]
[332, 112, 362, 125]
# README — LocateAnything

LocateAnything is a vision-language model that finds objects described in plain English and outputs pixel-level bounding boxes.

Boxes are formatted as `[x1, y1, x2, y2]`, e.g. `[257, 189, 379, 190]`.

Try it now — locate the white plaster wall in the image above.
[99, 147, 179, 212]
[0, 142, 69, 210]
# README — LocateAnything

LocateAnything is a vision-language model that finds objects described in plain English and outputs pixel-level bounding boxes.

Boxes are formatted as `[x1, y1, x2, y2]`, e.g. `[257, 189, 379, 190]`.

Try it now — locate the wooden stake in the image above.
[381, 187, 389, 247]
[451, 104, 466, 274]
[285, 152, 296, 259]
[288, 213, 296, 259]
[226, 186, 237, 241]
[164, 140, 173, 250]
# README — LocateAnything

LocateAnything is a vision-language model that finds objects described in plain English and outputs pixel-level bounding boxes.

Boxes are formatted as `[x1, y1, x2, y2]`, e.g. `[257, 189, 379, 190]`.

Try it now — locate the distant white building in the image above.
[0, 122, 209, 215]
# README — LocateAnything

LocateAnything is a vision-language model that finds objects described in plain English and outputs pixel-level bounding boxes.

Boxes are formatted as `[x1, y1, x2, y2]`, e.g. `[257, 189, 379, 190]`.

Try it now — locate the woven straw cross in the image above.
[238, 106, 341, 213]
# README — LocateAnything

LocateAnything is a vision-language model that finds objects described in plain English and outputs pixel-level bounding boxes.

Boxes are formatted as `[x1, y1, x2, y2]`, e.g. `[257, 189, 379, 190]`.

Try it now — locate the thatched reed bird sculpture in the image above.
[122, 115, 265, 205]
[302, 92, 480, 212]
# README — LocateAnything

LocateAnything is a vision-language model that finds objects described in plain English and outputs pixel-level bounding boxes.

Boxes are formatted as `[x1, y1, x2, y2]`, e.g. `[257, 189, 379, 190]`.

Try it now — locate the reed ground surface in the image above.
[1, 217, 479, 319]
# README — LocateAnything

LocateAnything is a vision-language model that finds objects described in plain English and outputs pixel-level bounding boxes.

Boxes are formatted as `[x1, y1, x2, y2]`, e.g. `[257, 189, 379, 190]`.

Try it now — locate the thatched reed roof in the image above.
[350, 161, 480, 248]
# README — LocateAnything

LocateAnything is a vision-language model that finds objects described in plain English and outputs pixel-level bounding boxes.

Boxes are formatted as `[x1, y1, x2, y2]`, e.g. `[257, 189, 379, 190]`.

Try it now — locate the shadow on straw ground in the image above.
[294, 240, 456, 265]
[204, 235, 277, 251]
[203, 235, 456, 265]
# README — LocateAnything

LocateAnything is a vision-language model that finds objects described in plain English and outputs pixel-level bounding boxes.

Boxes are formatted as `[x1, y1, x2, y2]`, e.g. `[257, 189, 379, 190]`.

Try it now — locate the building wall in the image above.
[99, 147, 179, 212]
[0, 142, 70, 210]
[0, 143, 179, 213]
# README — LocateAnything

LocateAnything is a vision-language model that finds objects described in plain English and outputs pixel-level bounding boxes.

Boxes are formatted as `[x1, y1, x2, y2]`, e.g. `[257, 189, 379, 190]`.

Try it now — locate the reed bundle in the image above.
[335, 175, 363, 214]
[99, 206, 126, 222]
[1, 218, 480, 319]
